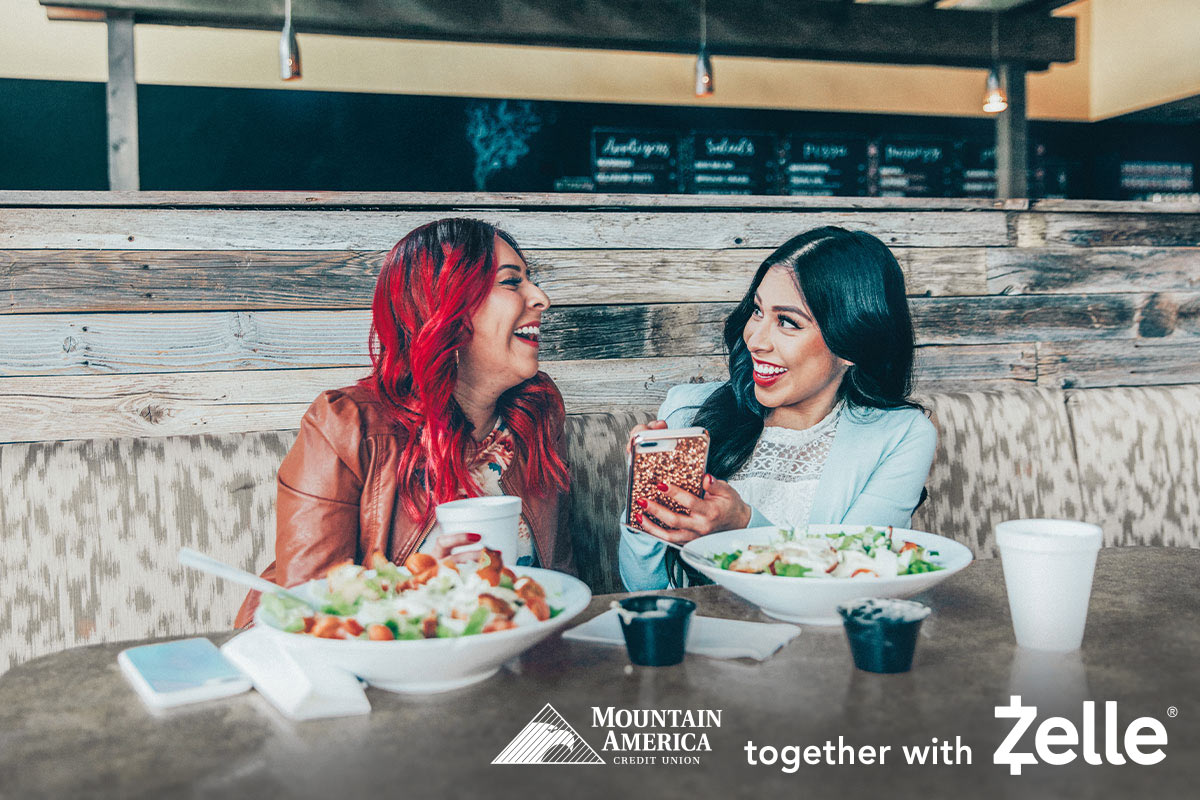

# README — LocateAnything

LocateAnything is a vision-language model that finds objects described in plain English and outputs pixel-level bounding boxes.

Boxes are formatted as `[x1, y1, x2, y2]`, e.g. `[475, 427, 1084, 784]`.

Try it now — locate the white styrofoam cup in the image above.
[434, 496, 522, 565]
[995, 519, 1103, 652]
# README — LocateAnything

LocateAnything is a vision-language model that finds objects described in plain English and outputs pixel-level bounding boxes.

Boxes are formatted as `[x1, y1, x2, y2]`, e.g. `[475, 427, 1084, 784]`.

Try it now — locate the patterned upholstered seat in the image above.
[0, 432, 292, 670]
[563, 411, 650, 595]
[1066, 386, 1200, 548]
[2, 387, 1197, 670]
[912, 388, 1083, 559]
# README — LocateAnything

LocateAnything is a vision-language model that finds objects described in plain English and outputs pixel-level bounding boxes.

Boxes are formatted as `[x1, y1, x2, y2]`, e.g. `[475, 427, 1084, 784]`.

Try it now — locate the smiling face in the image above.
[456, 235, 550, 396]
[742, 265, 851, 428]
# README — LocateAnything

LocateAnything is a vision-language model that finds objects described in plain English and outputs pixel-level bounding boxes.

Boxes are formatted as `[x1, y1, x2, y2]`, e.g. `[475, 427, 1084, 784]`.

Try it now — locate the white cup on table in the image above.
[435, 496, 522, 565]
[995, 519, 1103, 652]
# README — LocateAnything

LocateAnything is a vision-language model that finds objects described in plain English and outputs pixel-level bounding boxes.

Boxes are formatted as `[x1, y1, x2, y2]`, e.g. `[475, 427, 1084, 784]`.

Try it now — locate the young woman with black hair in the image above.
[619, 226, 936, 591]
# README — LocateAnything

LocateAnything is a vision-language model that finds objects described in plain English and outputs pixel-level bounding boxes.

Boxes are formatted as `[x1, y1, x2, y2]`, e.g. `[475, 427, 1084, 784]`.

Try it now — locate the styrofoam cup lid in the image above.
[995, 519, 1102, 554]
[435, 495, 521, 522]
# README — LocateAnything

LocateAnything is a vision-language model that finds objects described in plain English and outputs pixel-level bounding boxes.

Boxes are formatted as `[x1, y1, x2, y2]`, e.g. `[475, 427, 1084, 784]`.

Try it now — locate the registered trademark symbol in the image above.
[1168, 707, 1178, 718]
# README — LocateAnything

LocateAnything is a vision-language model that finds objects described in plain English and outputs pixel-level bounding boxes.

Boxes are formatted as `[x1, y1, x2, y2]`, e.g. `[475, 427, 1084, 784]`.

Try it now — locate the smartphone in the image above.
[627, 426, 710, 534]
[118, 637, 252, 709]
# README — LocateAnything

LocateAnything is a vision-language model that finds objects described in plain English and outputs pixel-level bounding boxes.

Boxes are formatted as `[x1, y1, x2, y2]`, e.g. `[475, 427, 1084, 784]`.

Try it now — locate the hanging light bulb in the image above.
[982, 11, 1005, 113]
[695, 0, 714, 96]
[983, 68, 1008, 113]
[695, 50, 714, 96]
[280, 0, 301, 81]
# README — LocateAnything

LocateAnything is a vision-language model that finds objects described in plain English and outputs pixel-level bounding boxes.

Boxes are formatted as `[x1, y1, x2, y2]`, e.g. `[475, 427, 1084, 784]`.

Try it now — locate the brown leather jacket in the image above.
[234, 377, 574, 627]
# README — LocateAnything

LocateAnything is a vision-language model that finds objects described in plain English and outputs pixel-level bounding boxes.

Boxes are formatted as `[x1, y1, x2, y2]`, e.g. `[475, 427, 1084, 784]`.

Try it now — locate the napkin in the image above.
[221, 629, 371, 720]
[563, 609, 800, 661]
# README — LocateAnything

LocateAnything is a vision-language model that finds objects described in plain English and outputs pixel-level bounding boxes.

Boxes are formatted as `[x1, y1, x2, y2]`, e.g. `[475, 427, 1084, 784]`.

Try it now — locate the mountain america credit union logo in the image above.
[493, 704, 606, 764]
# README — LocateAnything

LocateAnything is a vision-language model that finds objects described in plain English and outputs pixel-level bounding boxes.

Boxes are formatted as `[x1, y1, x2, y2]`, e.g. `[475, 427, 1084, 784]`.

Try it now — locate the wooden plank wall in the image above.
[1, 192, 1198, 445]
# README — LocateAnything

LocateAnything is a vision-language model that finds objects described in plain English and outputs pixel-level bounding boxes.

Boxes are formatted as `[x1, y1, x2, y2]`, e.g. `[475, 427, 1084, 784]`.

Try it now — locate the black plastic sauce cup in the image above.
[837, 598, 931, 674]
[616, 596, 696, 666]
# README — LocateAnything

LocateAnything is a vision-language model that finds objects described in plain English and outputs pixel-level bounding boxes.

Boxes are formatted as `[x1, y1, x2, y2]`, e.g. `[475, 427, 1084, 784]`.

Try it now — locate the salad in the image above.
[710, 526, 942, 579]
[261, 549, 559, 640]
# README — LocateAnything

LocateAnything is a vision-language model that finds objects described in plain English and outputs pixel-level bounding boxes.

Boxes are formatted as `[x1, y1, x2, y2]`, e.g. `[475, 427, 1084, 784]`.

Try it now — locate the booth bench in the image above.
[2, 193, 1198, 669]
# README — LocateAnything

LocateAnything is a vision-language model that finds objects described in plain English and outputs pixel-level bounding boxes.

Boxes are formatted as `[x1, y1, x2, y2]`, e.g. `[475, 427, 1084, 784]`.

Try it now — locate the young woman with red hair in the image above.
[235, 218, 572, 626]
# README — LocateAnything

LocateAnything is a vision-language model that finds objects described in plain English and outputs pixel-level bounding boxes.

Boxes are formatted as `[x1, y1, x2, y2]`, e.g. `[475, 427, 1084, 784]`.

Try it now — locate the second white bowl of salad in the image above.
[680, 524, 972, 625]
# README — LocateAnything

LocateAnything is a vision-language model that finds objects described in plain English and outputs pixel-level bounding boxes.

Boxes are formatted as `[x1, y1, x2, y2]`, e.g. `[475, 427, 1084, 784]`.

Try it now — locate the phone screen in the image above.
[123, 638, 245, 693]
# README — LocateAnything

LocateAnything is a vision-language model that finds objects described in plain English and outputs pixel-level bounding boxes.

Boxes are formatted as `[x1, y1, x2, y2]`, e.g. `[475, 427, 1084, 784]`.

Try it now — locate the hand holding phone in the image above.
[627, 426, 709, 534]
[626, 426, 753, 543]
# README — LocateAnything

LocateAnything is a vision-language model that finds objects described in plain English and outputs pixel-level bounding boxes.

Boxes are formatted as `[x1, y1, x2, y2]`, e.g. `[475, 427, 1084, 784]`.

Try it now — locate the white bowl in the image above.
[680, 525, 973, 626]
[254, 566, 591, 693]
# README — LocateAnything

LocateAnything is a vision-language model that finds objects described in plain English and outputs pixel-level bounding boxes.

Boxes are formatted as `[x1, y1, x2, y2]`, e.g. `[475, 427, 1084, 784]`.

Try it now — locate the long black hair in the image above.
[693, 226, 923, 479]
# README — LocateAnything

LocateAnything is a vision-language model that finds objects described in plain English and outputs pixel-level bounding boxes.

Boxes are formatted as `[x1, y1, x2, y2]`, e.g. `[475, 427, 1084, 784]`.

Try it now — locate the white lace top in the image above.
[728, 403, 842, 530]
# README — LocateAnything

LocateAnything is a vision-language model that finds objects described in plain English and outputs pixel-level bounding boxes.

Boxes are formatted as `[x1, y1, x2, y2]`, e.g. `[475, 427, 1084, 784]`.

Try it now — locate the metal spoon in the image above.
[178, 547, 322, 613]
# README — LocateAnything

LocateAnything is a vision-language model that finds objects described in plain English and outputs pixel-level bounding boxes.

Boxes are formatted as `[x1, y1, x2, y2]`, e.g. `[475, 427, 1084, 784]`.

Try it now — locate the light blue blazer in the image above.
[618, 382, 937, 591]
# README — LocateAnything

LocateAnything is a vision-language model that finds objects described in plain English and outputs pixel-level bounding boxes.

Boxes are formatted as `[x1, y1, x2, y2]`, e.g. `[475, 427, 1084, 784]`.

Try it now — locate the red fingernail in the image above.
[656, 482, 668, 492]
[634, 512, 644, 524]
[466, 533, 482, 542]
[635, 498, 648, 509]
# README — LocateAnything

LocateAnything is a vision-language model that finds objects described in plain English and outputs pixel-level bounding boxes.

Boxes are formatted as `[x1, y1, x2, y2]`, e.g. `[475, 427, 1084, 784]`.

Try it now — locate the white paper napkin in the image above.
[221, 629, 371, 720]
[563, 609, 800, 661]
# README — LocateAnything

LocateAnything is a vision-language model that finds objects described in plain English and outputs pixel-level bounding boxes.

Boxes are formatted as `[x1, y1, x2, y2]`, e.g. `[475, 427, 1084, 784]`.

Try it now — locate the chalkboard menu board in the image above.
[784, 135, 868, 196]
[1118, 160, 1195, 200]
[956, 140, 996, 198]
[872, 138, 952, 198]
[685, 131, 779, 194]
[591, 128, 681, 193]
[12, 76, 1196, 200]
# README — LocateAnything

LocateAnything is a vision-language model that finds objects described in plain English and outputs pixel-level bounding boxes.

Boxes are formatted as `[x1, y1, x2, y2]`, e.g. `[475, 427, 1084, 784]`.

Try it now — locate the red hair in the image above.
[361, 218, 569, 525]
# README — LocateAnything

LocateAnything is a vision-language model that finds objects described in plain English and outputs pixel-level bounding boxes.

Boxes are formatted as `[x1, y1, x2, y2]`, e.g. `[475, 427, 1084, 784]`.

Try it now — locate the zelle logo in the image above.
[994, 696, 1170, 775]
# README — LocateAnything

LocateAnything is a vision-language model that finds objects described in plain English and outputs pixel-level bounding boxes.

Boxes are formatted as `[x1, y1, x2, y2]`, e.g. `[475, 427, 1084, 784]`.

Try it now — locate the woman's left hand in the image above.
[633, 474, 752, 544]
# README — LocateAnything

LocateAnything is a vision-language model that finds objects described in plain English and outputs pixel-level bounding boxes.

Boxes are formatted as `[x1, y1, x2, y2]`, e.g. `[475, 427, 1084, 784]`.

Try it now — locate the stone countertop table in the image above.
[1, 548, 1197, 800]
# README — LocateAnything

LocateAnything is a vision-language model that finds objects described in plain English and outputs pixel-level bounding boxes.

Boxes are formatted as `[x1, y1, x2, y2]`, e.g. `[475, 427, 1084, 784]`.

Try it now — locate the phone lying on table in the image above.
[118, 637, 252, 710]
[627, 426, 710, 534]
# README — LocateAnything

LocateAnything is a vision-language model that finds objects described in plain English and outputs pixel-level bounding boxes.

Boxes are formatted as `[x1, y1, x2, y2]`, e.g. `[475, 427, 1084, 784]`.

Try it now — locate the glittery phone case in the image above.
[627, 427, 710, 534]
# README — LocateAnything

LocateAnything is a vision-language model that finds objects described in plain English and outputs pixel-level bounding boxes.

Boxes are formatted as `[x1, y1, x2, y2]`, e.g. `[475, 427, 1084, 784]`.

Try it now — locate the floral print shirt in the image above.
[418, 420, 535, 565]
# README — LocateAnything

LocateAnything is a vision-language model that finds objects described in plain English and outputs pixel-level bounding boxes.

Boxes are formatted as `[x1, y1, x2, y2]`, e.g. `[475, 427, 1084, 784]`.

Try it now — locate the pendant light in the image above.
[695, 0, 714, 96]
[982, 12, 1007, 113]
[280, 0, 301, 81]
[983, 70, 1007, 113]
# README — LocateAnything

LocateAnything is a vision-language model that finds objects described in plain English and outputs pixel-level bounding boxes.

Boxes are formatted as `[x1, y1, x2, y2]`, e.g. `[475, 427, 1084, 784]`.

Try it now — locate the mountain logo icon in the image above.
[492, 703, 605, 765]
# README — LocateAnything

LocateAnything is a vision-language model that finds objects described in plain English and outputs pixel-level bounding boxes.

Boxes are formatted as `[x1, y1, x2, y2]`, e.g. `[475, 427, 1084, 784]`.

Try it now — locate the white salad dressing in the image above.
[838, 597, 932, 623]
[610, 600, 669, 624]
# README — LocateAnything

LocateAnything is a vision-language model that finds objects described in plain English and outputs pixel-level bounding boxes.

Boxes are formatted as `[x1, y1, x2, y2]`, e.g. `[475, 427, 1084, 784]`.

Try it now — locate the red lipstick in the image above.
[751, 358, 787, 388]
